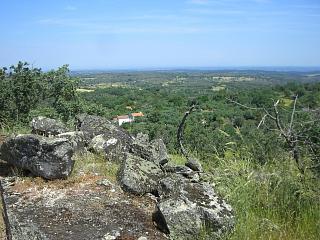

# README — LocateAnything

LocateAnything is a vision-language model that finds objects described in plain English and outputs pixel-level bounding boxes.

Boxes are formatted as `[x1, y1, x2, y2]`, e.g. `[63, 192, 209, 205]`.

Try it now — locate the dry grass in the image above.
[9, 152, 120, 193]
[0, 198, 6, 240]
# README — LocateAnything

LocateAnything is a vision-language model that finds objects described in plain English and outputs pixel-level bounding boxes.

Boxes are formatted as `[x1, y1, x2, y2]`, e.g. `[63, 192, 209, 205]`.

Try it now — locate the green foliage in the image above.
[204, 149, 320, 240]
[0, 62, 42, 124]
[0, 62, 82, 126]
[44, 65, 82, 121]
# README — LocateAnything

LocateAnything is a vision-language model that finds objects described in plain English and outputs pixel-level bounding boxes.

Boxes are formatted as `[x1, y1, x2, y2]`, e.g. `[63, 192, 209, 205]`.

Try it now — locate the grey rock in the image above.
[103, 231, 120, 240]
[162, 162, 177, 173]
[175, 165, 193, 176]
[76, 114, 132, 145]
[154, 181, 234, 239]
[188, 171, 201, 182]
[89, 134, 108, 154]
[135, 132, 150, 145]
[57, 131, 86, 153]
[0, 177, 167, 240]
[186, 158, 203, 172]
[0, 134, 74, 179]
[163, 162, 193, 177]
[158, 175, 186, 197]
[153, 197, 202, 238]
[76, 114, 133, 161]
[118, 153, 164, 195]
[151, 139, 169, 165]
[31, 116, 69, 136]
[88, 134, 127, 163]
[129, 141, 156, 163]
[137, 237, 148, 240]
[129, 134, 169, 166]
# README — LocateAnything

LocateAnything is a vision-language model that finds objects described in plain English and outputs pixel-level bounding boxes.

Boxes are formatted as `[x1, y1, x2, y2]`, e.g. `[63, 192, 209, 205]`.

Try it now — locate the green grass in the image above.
[71, 152, 120, 182]
[169, 154, 187, 165]
[0, 124, 30, 136]
[201, 149, 320, 240]
[281, 98, 293, 107]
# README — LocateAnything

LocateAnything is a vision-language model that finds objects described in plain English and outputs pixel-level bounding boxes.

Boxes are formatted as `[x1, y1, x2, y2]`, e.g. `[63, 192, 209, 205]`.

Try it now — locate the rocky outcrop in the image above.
[57, 131, 86, 153]
[76, 114, 132, 144]
[129, 135, 169, 166]
[135, 132, 150, 145]
[150, 139, 169, 166]
[0, 115, 235, 240]
[118, 153, 164, 195]
[0, 134, 74, 179]
[0, 177, 167, 240]
[88, 134, 128, 163]
[154, 177, 235, 239]
[76, 114, 133, 162]
[31, 116, 69, 136]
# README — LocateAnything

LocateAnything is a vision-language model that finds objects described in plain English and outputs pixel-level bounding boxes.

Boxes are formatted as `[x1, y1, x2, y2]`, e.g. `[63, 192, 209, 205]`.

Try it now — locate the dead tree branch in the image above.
[226, 98, 262, 110]
[177, 104, 196, 160]
[289, 95, 298, 134]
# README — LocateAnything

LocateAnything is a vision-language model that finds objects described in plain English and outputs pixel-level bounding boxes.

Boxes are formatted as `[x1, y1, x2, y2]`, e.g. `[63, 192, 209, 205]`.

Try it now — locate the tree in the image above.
[228, 95, 320, 174]
[6, 62, 42, 122]
[44, 65, 82, 121]
[0, 62, 82, 125]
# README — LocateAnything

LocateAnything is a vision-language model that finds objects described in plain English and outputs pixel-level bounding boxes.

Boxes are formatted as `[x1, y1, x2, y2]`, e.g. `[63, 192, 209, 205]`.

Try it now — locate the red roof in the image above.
[131, 112, 144, 117]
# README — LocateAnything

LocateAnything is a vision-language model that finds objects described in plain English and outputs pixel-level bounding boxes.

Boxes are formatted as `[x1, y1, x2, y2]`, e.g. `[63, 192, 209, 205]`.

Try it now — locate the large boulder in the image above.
[154, 179, 235, 239]
[129, 134, 169, 166]
[129, 140, 156, 163]
[31, 116, 69, 136]
[76, 114, 132, 143]
[76, 114, 133, 160]
[150, 139, 169, 165]
[0, 134, 74, 179]
[89, 134, 126, 162]
[57, 131, 86, 153]
[118, 153, 164, 195]
[153, 197, 202, 237]
[135, 132, 150, 145]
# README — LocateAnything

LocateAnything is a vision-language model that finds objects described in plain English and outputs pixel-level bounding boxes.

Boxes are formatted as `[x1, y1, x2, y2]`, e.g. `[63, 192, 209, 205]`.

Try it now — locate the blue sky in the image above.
[0, 0, 319, 70]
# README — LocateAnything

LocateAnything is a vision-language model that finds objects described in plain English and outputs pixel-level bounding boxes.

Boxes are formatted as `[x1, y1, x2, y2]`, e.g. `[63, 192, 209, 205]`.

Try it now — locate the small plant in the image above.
[71, 152, 120, 182]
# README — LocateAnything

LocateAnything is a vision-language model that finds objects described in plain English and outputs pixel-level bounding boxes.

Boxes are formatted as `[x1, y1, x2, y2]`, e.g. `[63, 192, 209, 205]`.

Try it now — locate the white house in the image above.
[113, 112, 144, 126]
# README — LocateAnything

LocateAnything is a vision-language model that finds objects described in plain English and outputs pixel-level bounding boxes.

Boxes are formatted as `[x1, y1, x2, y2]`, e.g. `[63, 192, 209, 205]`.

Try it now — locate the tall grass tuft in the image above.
[202, 147, 320, 240]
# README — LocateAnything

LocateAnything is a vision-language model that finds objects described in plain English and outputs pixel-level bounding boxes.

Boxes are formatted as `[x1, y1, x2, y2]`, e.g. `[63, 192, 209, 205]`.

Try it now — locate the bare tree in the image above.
[227, 95, 320, 174]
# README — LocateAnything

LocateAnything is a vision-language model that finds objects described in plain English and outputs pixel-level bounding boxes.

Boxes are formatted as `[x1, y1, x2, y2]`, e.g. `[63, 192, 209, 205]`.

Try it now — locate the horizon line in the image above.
[69, 66, 320, 73]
